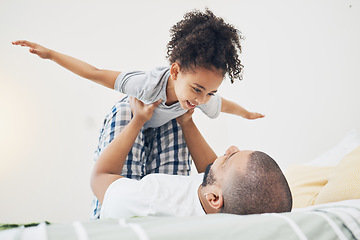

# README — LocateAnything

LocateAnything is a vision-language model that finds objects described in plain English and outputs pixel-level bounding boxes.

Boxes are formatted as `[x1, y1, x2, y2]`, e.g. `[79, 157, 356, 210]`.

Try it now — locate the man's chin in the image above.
[202, 163, 213, 187]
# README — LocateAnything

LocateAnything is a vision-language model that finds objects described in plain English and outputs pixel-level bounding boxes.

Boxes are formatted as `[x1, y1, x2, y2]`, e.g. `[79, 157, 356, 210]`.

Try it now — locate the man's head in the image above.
[200, 146, 292, 215]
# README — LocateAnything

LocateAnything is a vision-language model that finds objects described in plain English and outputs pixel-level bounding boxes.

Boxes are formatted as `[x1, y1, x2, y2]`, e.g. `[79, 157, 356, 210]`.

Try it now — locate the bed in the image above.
[1, 130, 360, 240]
[1, 200, 359, 240]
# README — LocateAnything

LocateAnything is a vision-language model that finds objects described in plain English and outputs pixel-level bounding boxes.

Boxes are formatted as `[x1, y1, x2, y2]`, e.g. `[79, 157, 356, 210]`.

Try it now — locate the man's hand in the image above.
[12, 40, 51, 59]
[129, 97, 162, 124]
[176, 109, 195, 127]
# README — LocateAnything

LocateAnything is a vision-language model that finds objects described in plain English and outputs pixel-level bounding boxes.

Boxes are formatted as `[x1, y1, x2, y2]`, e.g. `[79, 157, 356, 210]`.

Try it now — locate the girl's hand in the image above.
[246, 112, 265, 120]
[12, 40, 51, 59]
[176, 109, 195, 126]
[129, 97, 162, 124]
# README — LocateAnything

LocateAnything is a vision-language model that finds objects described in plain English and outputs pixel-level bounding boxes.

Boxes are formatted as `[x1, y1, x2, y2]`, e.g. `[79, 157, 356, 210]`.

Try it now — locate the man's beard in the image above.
[202, 163, 216, 187]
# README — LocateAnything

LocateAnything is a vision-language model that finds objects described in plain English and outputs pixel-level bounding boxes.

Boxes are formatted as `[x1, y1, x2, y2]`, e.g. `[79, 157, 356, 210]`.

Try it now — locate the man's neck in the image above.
[198, 185, 207, 213]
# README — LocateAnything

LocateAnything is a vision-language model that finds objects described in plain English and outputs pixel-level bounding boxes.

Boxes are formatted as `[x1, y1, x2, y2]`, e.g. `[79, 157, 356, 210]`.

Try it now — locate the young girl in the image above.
[13, 9, 264, 218]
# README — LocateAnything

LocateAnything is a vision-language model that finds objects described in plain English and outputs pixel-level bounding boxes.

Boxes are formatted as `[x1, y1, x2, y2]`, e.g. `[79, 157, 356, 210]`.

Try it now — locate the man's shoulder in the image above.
[102, 173, 205, 219]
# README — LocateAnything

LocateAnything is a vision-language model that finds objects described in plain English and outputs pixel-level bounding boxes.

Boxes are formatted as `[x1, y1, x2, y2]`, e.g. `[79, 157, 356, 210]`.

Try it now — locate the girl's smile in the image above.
[186, 100, 196, 109]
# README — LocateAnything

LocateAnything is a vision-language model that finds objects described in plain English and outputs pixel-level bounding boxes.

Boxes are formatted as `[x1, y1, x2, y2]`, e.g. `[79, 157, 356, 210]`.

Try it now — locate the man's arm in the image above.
[12, 40, 119, 89]
[177, 110, 217, 173]
[221, 97, 265, 120]
[91, 97, 161, 204]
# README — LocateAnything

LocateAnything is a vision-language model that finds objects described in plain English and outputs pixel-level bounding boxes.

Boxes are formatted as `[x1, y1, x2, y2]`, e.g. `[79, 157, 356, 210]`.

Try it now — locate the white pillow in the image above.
[304, 129, 360, 167]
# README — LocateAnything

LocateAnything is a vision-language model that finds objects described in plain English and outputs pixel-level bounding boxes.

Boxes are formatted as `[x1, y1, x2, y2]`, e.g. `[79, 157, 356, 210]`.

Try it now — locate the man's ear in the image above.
[170, 62, 180, 80]
[205, 192, 224, 211]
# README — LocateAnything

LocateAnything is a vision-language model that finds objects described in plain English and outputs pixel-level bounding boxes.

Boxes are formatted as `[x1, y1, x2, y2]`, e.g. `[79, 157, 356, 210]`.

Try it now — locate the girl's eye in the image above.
[193, 87, 201, 93]
[208, 93, 215, 96]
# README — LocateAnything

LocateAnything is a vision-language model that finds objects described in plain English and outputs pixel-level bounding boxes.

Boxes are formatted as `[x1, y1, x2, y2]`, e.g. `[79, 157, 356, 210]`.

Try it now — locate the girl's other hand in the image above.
[246, 112, 265, 120]
[12, 40, 51, 59]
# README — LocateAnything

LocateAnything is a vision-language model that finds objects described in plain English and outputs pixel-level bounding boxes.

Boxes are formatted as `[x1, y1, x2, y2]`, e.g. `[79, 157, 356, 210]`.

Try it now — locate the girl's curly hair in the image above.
[166, 9, 244, 83]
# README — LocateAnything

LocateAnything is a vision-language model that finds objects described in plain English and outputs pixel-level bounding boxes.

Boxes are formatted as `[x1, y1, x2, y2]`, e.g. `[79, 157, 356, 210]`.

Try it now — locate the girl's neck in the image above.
[165, 75, 178, 106]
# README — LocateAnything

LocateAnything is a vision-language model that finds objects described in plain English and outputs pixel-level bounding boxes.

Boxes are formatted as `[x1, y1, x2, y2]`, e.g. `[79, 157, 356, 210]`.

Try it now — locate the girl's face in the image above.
[172, 64, 224, 110]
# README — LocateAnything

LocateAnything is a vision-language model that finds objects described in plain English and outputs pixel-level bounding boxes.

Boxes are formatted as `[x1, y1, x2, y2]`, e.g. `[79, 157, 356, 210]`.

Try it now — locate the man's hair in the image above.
[220, 151, 293, 215]
[166, 9, 244, 83]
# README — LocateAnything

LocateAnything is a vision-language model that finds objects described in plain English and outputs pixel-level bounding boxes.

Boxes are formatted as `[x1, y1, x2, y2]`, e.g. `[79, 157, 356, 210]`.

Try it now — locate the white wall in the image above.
[1, 0, 359, 223]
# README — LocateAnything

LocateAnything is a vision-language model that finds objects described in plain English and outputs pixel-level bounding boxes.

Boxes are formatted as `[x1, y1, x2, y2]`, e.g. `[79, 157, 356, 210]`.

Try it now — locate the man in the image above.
[91, 97, 292, 219]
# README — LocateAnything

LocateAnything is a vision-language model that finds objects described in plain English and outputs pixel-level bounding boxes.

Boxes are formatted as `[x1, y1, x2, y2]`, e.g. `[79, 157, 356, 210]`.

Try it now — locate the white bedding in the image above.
[1, 199, 360, 240]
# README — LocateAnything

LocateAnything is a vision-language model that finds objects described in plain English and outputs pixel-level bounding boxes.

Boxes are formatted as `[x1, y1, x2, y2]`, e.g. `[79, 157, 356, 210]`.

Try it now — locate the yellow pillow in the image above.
[315, 146, 360, 204]
[285, 165, 333, 208]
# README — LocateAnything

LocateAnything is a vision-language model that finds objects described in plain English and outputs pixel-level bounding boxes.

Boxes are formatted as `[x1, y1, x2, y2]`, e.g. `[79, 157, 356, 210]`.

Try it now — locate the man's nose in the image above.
[225, 146, 239, 156]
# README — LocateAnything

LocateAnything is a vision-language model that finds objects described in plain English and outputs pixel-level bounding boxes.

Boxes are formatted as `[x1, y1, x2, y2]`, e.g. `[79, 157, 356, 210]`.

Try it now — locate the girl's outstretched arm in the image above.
[221, 97, 265, 120]
[12, 40, 119, 89]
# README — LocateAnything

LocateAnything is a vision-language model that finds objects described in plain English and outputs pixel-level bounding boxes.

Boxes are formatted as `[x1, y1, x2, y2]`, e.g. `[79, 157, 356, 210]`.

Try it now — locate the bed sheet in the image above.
[1, 199, 359, 240]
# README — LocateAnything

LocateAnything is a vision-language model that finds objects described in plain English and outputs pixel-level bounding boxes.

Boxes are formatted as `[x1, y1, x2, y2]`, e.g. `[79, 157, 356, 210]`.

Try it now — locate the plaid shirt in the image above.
[91, 98, 192, 219]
